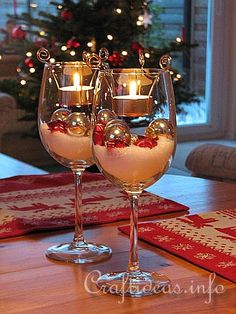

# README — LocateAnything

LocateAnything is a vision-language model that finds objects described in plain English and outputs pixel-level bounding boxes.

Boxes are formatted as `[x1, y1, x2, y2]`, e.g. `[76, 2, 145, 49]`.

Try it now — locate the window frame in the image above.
[177, 0, 228, 141]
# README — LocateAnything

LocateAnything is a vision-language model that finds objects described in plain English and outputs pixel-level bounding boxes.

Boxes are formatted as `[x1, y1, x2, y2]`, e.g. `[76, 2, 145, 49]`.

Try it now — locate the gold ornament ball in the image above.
[66, 112, 90, 136]
[51, 108, 71, 121]
[131, 134, 138, 144]
[145, 118, 175, 139]
[104, 119, 131, 146]
[97, 109, 117, 124]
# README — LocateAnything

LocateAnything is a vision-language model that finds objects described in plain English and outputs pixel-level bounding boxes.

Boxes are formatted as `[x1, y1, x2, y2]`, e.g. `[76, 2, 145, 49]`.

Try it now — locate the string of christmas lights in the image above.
[0, 0, 199, 131]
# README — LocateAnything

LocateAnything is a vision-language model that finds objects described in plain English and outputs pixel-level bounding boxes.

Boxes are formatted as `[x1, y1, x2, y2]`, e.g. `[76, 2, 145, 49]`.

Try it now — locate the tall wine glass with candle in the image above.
[92, 57, 176, 296]
[37, 50, 111, 263]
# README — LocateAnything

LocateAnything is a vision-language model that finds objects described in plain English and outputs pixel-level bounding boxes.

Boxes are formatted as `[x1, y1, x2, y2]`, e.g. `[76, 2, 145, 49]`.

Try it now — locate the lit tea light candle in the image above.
[59, 73, 94, 106]
[112, 80, 153, 117]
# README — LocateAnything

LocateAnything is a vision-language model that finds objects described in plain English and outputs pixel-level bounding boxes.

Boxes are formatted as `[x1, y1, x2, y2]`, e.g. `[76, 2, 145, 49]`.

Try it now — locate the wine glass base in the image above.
[45, 241, 112, 264]
[96, 270, 170, 297]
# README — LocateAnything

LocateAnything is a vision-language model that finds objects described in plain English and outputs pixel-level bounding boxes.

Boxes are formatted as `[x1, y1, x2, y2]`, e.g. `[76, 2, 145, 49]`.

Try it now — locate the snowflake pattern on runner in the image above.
[138, 226, 155, 232]
[153, 235, 174, 242]
[172, 243, 194, 251]
[0, 172, 188, 239]
[194, 253, 216, 260]
[119, 208, 236, 283]
[155, 210, 236, 255]
[217, 261, 236, 268]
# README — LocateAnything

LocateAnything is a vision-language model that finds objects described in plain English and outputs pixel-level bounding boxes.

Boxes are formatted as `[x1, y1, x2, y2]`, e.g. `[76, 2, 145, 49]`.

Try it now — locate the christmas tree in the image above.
[0, 0, 198, 134]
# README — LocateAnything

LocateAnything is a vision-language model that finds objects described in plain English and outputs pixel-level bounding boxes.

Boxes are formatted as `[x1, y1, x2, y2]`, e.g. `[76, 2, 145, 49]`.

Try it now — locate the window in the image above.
[177, 0, 229, 140]
[157, 0, 230, 141]
[155, 0, 208, 127]
[0, 1, 57, 44]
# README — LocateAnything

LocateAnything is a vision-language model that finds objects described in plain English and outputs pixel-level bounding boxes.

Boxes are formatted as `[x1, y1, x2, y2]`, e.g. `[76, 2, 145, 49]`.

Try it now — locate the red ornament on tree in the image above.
[131, 41, 144, 53]
[24, 57, 34, 68]
[66, 37, 80, 49]
[108, 51, 124, 67]
[12, 25, 26, 40]
[60, 9, 73, 21]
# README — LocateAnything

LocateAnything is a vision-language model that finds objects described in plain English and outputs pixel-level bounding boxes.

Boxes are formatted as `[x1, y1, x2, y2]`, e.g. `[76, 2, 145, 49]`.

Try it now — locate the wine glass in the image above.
[92, 60, 176, 296]
[38, 53, 112, 263]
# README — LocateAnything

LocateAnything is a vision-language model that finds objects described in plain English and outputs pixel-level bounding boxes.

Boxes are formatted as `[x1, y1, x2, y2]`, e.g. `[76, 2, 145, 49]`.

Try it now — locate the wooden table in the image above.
[0, 174, 236, 313]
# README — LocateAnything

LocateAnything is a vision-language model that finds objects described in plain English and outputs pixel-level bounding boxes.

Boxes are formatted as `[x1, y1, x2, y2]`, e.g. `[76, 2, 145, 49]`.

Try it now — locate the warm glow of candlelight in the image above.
[73, 73, 80, 90]
[59, 73, 93, 105]
[112, 79, 152, 117]
[129, 81, 137, 97]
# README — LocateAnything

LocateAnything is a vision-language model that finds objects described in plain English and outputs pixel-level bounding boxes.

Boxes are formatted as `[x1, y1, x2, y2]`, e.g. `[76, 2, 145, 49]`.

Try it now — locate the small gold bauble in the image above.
[51, 108, 71, 121]
[106, 118, 128, 129]
[131, 134, 138, 144]
[145, 118, 175, 139]
[104, 119, 131, 147]
[97, 109, 116, 124]
[66, 112, 90, 136]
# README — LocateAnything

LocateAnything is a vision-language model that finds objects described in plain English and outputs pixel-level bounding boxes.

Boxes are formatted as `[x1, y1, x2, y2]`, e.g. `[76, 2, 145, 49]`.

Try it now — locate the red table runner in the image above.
[0, 172, 188, 239]
[119, 209, 236, 282]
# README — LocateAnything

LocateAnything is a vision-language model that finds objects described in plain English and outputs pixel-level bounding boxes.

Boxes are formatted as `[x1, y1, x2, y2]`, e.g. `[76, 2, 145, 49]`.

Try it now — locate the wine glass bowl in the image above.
[92, 67, 176, 296]
[93, 68, 176, 192]
[39, 62, 94, 170]
[38, 61, 112, 263]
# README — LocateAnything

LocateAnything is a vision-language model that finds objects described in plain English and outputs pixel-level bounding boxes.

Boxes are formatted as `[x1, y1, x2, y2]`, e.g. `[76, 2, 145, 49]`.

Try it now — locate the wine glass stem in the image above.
[72, 169, 85, 244]
[127, 192, 141, 273]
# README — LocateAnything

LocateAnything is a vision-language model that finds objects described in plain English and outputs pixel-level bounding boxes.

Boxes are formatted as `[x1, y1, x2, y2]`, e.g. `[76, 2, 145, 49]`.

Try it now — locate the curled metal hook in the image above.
[159, 54, 172, 70]
[99, 48, 109, 69]
[82, 50, 90, 63]
[139, 50, 145, 69]
[84, 48, 109, 69]
[37, 47, 51, 64]
[99, 48, 109, 62]
[86, 53, 101, 69]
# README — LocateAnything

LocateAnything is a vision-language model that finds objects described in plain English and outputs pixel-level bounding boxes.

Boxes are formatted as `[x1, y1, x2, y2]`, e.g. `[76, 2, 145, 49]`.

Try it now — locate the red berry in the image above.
[24, 57, 34, 68]
[47, 120, 67, 134]
[106, 139, 129, 149]
[134, 135, 158, 149]
[108, 51, 124, 67]
[93, 123, 105, 145]
[60, 9, 73, 21]
[67, 37, 80, 49]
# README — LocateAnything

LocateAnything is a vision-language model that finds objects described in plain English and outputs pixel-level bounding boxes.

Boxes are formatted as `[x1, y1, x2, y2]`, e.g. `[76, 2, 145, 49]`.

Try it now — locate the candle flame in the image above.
[129, 80, 137, 97]
[73, 73, 80, 90]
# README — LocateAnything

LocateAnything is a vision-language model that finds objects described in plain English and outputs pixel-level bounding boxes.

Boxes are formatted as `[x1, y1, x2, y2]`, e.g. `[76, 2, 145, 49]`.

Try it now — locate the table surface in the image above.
[0, 174, 236, 314]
